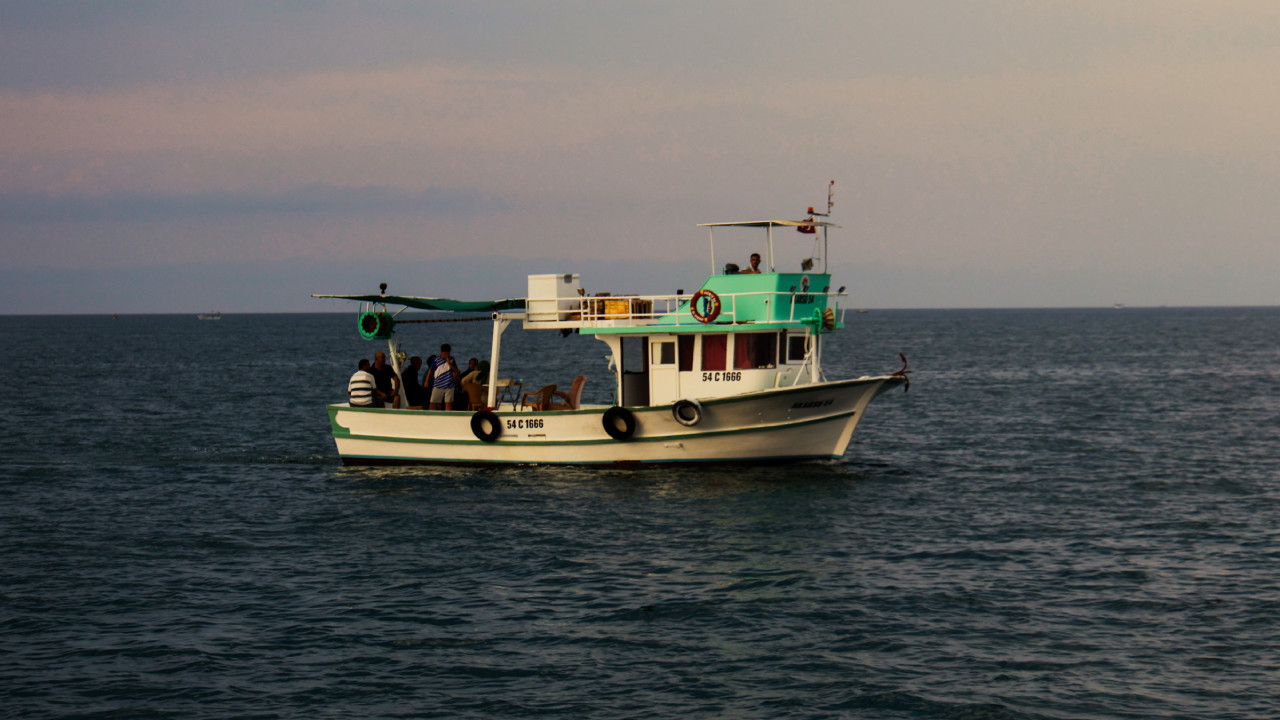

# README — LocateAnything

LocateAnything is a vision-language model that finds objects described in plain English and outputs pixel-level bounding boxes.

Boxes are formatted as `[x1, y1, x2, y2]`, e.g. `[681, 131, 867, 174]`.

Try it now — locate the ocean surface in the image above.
[2, 307, 1278, 719]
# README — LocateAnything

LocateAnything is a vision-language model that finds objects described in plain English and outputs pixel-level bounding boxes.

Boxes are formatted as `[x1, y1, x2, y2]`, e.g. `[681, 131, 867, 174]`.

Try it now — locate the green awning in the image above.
[312, 294, 526, 313]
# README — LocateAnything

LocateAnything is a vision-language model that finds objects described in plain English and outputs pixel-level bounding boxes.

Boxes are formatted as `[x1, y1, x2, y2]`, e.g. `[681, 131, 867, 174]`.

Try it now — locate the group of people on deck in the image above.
[347, 343, 485, 410]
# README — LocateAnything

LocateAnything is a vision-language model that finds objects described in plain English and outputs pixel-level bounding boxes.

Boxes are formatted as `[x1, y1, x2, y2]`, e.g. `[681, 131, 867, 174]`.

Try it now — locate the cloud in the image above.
[0, 184, 504, 223]
[0, 254, 713, 315]
[3, 3, 1280, 309]
[7, 43, 1280, 195]
[4, 251, 1276, 315]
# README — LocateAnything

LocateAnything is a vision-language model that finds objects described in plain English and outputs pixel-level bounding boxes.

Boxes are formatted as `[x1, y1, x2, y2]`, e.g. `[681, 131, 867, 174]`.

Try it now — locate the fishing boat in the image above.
[197, 311, 222, 320]
[315, 185, 908, 465]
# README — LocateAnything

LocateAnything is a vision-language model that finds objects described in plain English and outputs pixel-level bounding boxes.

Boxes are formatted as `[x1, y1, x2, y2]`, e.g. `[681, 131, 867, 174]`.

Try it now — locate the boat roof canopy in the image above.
[697, 220, 839, 229]
[311, 294, 526, 312]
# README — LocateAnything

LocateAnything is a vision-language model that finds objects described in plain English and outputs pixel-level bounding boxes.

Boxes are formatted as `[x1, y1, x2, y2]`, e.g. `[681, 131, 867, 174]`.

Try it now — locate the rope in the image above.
[888, 353, 912, 393]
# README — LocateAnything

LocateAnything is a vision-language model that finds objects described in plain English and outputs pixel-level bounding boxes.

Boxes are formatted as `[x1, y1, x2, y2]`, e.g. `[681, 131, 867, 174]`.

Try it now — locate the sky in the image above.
[2, 1, 1278, 313]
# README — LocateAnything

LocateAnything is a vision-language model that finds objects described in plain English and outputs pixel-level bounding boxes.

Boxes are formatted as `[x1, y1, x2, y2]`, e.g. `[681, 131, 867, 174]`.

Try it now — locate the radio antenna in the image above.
[809, 180, 835, 218]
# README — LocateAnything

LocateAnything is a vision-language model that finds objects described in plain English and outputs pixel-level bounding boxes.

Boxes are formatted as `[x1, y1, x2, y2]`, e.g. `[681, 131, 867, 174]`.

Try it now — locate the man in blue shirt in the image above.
[426, 343, 462, 410]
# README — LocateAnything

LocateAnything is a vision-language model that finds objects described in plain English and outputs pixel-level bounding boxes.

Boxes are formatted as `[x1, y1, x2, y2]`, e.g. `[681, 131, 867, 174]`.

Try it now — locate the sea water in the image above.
[1, 308, 1277, 719]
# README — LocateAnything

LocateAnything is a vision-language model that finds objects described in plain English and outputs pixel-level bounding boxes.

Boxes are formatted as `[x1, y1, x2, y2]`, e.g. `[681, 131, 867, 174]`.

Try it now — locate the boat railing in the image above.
[522, 290, 848, 329]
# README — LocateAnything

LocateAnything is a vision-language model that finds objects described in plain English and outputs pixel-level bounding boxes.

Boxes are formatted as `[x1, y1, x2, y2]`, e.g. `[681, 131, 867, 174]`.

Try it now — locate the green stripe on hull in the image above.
[331, 410, 856, 446]
[339, 452, 843, 466]
[328, 376, 891, 465]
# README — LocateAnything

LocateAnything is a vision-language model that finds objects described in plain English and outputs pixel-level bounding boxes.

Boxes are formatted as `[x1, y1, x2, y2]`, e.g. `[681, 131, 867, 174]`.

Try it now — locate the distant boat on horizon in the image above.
[1113, 303, 1125, 310]
[197, 311, 222, 320]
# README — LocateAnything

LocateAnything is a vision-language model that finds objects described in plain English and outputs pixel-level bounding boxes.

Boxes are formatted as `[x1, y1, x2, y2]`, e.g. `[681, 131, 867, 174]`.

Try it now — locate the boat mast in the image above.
[819, 182, 835, 373]
[806, 181, 835, 377]
[824, 181, 833, 273]
[807, 180, 834, 274]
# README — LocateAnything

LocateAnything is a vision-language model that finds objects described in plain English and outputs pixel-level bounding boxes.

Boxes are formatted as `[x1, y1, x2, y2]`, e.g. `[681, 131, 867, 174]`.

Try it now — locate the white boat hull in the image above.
[328, 376, 903, 466]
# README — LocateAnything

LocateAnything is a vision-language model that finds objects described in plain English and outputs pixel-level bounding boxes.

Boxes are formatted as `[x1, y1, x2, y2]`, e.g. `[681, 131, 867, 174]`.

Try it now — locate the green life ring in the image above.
[358, 311, 395, 340]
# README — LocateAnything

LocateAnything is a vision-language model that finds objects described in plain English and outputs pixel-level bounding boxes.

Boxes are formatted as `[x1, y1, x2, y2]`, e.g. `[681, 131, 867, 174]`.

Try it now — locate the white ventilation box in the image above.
[526, 273, 581, 324]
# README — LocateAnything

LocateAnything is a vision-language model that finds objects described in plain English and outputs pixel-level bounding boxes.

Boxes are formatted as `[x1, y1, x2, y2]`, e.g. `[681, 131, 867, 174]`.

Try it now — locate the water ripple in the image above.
[2, 310, 1279, 718]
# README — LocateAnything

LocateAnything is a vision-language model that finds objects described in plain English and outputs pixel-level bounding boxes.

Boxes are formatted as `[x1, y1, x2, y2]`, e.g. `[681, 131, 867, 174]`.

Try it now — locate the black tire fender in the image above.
[671, 398, 703, 427]
[602, 406, 637, 440]
[471, 410, 502, 442]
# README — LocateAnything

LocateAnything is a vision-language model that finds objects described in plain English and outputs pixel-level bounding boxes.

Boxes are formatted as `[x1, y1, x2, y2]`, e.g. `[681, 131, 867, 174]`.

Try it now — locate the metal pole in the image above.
[823, 225, 828, 274]
[767, 223, 775, 271]
[385, 308, 403, 408]
[813, 333, 822, 382]
[709, 227, 715, 275]
[485, 313, 513, 408]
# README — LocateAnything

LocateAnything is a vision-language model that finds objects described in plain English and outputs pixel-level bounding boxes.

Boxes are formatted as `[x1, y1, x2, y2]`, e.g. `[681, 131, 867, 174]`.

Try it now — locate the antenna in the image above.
[808, 180, 834, 218]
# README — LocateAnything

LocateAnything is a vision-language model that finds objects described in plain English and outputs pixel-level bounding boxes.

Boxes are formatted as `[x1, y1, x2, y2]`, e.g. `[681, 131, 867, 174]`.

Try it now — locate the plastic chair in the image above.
[520, 384, 557, 411]
[549, 375, 587, 410]
[461, 382, 486, 411]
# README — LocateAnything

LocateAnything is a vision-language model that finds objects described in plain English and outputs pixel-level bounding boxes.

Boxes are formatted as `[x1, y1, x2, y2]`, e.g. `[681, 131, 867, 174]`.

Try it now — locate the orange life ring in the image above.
[690, 290, 721, 323]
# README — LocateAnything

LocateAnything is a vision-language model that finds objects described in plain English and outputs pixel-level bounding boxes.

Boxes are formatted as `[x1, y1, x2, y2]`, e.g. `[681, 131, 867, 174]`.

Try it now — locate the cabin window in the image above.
[622, 336, 647, 372]
[787, 334, 808, 363]
[655, 341, 675, 365]
[701, 334, 727, 371]
[678, 336, 694, 371]
[734, 333, 777, 369]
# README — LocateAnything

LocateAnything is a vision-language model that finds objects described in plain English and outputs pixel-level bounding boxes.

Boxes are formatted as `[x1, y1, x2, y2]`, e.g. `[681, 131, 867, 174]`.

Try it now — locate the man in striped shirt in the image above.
[426, 343, 462, 410]
[347, 359, 376, 407]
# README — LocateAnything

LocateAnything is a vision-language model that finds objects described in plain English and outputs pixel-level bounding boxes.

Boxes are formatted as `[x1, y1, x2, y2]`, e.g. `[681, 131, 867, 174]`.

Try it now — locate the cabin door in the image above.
[619, 336, 650, 407]
[648, 337, 678, 406]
